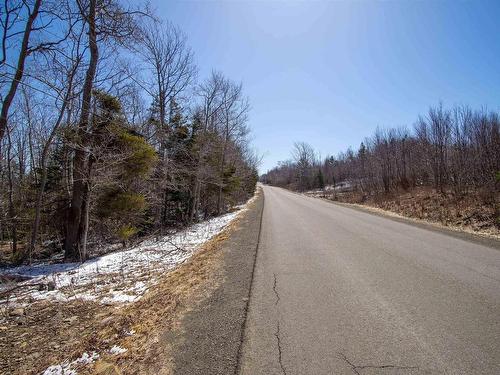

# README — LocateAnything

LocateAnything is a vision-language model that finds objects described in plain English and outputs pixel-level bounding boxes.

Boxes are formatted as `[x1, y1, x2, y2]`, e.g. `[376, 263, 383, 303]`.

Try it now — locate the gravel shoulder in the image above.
[170, 189, 264, 375]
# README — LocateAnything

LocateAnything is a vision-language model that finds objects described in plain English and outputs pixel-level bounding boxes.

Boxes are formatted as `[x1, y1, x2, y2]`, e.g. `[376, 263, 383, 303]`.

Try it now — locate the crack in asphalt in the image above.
[339, 352, 362, 375]
[275, 320, 287, 375]
[273, 273, 280, 305]
[273, 273, 286, 375]
[338, 352, 419, 374]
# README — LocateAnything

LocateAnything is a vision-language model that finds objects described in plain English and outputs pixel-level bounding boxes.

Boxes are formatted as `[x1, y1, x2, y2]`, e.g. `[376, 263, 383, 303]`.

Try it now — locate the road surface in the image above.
[239, 186, 500, 374]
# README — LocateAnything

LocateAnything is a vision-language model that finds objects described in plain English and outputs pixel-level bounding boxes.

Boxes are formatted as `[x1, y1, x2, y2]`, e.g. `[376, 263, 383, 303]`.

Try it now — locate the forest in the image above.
[261, 104, 500, 231]
[0, 0, 258, 264]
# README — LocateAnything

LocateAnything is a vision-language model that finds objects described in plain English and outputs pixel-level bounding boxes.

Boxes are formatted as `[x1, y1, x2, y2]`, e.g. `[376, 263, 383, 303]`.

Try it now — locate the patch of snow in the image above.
[101, 291, 139, 304]
[42, 352, 99, 375]
[1, 205, 247, 305]
[124, 329, 135, 336]
[305, 182, 354, 196]
[109, 345, 127, 355]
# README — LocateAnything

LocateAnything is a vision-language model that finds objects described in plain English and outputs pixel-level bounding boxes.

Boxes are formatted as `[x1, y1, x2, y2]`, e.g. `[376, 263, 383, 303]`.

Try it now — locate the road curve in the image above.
[239, 186, 500, 375]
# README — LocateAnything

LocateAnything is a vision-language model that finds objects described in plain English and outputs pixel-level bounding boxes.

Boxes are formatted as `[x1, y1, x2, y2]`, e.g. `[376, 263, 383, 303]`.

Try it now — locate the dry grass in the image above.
[310, 187, 499, 239]
[0, 210, 248, 375]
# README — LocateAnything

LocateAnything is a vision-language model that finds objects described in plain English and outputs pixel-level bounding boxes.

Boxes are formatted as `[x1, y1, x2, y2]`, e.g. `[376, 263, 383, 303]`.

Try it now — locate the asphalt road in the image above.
[239, 186, 500, 375]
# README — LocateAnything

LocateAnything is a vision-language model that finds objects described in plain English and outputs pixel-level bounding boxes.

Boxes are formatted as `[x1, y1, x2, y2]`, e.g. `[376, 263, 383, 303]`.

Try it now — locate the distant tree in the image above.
[316, 168, 325, 189]
[262, 103, 499, 212]
[291, 142, 315, 191]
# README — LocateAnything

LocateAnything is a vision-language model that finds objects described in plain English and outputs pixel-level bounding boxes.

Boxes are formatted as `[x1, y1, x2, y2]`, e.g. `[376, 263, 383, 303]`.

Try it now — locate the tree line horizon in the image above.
[261, 103, 499, 208]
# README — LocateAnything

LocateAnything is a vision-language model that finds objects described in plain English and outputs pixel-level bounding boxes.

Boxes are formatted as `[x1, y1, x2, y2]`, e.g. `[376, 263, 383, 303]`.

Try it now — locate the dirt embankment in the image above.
[307, 187, 500, 239]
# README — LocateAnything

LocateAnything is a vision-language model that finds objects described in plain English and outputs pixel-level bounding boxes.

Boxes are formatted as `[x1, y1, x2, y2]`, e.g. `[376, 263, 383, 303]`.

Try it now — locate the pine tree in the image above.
[91, 91, 157, 247]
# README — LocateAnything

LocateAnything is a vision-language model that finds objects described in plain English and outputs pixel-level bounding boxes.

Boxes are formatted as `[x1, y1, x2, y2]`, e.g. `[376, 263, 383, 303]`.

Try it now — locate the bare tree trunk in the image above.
[6, 128, 17, 260]
[161, 187, 169, 226]
[22, 89, 38, 186]
[189, 176, 201, 223]
[65, 0, 98, 261]
[0, 0, 41, 149]
[216, 140, 227, 215]
[80, 166, 92, 260]
[29, 81, 74, 261]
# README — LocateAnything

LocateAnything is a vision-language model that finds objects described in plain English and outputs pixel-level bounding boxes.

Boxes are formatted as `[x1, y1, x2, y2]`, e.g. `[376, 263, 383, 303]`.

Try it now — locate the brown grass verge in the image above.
[308, 187, 499, 239]
[0, 209, 248, 375]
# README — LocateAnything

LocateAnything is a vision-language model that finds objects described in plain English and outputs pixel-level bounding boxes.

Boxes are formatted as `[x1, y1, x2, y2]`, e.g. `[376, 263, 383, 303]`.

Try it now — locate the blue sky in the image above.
[152, 1, 500, 173]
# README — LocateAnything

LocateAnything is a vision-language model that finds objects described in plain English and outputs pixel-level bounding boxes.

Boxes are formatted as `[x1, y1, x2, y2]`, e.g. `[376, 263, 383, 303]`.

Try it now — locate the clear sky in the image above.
[152, 0, 500, 173]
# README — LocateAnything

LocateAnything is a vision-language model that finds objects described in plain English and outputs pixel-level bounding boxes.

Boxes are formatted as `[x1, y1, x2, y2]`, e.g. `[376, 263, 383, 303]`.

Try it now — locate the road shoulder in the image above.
[169, 189, 264, 374]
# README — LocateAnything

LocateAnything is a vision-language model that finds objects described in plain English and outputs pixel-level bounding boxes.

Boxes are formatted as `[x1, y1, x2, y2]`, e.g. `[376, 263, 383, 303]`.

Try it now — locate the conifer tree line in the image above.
[262, 104, 499, 206]
[0, 0, 258, 263]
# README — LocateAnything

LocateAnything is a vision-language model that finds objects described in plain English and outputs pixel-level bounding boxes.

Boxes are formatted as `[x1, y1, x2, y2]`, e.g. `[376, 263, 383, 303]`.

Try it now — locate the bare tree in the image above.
[65, 0, 144, 260]
[0, 0, 72, 150]
[216, 79, 249, 214]
[135, 19, 195, 227]
[0, 0, 42, 148]
[137, 20, 195, 153]
[263, 103, 498, 218]
[188, 72, 226, 222]
[28, 18, 85, 260]
[0, 2, 259, 267]
[291, 141, 316, 191]
[64, 0, 99, 261]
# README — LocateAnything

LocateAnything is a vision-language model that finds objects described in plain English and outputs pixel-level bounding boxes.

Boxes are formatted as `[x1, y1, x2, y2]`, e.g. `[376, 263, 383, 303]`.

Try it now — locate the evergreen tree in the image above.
[316, 168, 325, 189]
[91, 91, 157, 246]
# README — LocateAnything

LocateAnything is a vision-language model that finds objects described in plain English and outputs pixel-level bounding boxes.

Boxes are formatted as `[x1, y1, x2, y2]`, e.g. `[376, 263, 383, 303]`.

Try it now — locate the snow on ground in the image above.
[0, 208, 246, 306]
[109, 345, 127, 355]
[41, 345, 126, 375]
[305, 182, 354, 197]
[42, 352, 99, 375]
